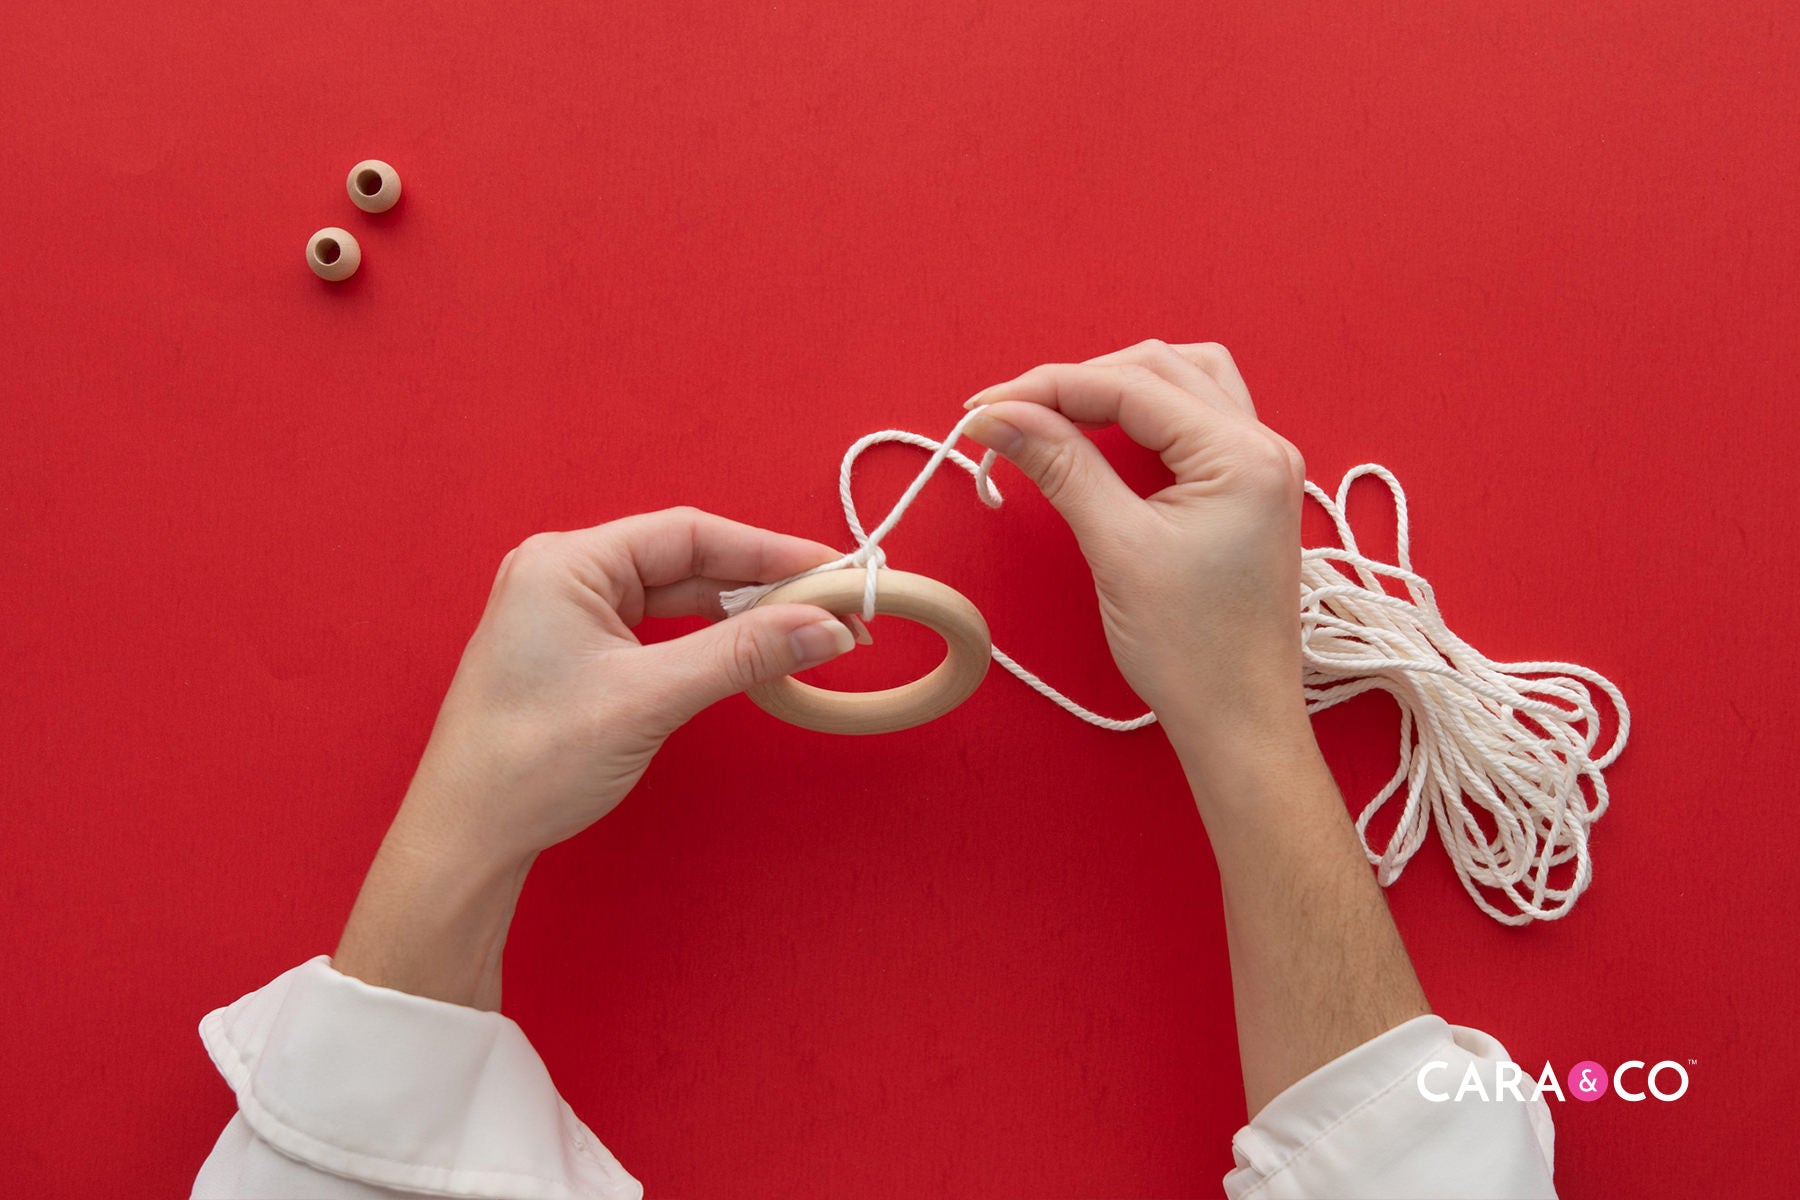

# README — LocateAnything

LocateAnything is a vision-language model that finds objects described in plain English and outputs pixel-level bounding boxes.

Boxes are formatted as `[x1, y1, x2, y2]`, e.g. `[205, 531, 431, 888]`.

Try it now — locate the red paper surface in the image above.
[4, 1, 1796, 1195]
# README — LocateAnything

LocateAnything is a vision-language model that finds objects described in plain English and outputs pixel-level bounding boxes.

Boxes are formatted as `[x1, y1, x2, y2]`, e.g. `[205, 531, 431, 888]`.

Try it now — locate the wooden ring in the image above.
[746, 568, 990, 734]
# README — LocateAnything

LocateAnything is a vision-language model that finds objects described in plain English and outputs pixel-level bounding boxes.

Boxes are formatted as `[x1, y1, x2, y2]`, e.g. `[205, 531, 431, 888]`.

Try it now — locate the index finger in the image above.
[1168, 342, 1256, 416]
[559, 507, 845, 614]
[965, 361, 1240, 479]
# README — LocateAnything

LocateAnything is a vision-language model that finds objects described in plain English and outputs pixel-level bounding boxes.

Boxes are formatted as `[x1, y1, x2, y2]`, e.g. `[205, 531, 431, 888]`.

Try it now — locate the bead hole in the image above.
[356, 169, 382, 195]
[316, 238, 340, 264]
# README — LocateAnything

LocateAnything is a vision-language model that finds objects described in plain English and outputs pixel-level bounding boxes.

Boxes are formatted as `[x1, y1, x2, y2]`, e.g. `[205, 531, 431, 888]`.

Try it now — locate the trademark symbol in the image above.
[1687, 1059, 1697, 1066]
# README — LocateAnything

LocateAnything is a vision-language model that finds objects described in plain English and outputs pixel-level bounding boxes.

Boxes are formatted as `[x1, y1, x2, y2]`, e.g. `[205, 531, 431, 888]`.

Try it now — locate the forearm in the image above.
[332, 788, 537, 1012]
[1166, 712, 1430, 1117]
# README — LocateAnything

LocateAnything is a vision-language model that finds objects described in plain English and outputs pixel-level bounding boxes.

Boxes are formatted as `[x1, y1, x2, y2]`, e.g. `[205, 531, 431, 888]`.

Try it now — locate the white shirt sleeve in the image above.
[191, 956, 644, 1200]
[1223, 1014, 1557, 1199]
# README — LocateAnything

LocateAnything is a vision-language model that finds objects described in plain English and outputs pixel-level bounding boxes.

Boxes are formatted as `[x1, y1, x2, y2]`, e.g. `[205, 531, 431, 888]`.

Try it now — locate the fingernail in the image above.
[790, 618, 856, 668]
[963, 412, 1023, 457]
[962, 387, 995, 409]
[845, 614, 874, 645]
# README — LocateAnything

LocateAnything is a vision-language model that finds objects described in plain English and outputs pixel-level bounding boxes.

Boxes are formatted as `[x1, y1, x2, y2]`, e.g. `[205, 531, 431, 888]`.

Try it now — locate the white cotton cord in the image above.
[722, 419, 1628, 924]
[721, 409, 996, 622]
[1299, 465, 1629, 925]
[719, 409, 1158, 729]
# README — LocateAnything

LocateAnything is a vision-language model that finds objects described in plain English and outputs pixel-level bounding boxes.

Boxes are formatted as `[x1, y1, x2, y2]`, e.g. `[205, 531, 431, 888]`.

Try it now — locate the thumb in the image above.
[638, 602, 856, 721]
[962, 400, 1138, 544]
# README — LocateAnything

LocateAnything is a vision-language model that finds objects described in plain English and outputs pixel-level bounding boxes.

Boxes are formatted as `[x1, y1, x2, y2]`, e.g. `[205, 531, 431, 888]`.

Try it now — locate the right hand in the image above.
[960, 340, 1311, 760]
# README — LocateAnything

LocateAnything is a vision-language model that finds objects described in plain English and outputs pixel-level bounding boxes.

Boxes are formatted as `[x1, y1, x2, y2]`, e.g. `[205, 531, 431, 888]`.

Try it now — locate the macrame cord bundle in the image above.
[721, 409, 1630, 925]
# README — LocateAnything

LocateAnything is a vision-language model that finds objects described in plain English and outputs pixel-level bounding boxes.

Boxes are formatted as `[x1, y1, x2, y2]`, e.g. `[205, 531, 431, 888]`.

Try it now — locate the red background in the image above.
[4, 1, 1797, 1196]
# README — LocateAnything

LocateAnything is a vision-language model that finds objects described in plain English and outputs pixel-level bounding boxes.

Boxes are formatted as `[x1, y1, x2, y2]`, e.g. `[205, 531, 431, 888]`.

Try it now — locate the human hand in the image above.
[961, 344, 1438, 1113]
[961, 340, 1310, 765]
[393, 508, 863, 865]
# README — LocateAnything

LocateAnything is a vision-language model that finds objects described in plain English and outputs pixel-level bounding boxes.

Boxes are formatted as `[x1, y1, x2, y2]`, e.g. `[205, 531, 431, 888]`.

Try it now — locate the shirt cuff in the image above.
[198, 956, 643, 1200]
[1223, 1015, 1557, 1200]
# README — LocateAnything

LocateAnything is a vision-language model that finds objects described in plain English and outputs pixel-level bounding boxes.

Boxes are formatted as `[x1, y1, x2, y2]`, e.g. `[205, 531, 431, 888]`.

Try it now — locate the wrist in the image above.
[1157, 670, 1314, 773]
[333, 815, 537, 1011]
[1160, 702, 1338, 827]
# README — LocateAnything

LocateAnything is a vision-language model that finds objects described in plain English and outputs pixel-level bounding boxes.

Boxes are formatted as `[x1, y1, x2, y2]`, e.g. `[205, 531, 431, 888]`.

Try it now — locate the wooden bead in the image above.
[347, 159, 401, 213]
[745, 569, 990, 735]
[306, 227, 361, 281]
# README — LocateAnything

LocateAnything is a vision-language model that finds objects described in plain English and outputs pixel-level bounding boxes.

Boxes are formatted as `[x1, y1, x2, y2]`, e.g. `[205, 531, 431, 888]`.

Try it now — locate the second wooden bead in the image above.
[347, 159, 401, 213]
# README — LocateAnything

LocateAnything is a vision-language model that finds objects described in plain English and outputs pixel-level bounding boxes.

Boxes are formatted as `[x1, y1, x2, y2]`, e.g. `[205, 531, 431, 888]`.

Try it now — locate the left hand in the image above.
[393, 507, 861, 865]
